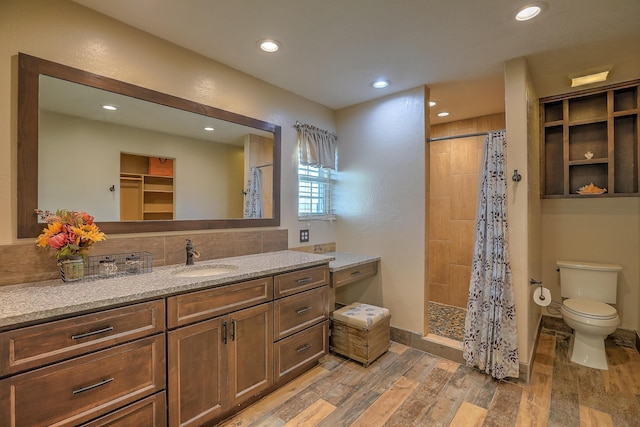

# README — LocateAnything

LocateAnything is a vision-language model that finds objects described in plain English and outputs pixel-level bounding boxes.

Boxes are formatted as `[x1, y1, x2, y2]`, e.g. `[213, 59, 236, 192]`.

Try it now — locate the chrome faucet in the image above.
[185, 239, 200, 265]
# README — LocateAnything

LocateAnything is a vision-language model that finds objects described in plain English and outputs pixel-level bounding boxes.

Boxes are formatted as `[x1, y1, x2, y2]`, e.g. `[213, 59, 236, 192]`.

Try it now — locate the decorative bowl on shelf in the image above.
[576, 182, 607, 195]
[585, 151, 594, 160]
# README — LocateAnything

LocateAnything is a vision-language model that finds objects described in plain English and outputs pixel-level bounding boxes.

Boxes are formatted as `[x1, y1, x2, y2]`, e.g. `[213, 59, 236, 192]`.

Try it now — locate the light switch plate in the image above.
[300, 229, 309, 242]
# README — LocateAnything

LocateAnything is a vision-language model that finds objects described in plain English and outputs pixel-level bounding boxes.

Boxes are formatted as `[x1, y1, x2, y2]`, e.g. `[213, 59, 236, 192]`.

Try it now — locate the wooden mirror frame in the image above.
[17, 53, 281, 238]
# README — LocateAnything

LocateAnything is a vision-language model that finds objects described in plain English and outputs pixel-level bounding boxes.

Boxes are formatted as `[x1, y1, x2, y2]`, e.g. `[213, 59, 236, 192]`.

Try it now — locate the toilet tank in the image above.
[557, 260, 622, 303]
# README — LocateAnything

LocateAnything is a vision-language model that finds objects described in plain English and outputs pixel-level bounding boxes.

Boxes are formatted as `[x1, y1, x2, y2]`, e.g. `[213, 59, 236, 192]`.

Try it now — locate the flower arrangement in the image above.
[35, 209, 106, 259]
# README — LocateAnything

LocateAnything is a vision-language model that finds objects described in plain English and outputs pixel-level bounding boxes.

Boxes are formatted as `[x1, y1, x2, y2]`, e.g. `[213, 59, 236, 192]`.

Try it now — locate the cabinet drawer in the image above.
[274, 321, 328, 383]
[274, 265, 329, 299]
[0, 334, 165, 427]
[0, 299, 165, 376]
[274, 286, 328, 340]
[331, 261, 378, 288]
[80, 391, 166, 427]
[168, 277, 273, 328]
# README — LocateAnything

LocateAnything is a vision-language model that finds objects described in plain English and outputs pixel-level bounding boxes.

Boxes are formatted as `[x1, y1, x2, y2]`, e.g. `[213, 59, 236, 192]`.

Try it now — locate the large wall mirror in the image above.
[18, 53, 281, 238]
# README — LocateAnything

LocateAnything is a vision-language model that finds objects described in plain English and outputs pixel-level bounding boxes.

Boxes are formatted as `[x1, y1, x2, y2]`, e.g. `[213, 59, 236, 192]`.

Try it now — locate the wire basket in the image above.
[82, 251, 154, 281]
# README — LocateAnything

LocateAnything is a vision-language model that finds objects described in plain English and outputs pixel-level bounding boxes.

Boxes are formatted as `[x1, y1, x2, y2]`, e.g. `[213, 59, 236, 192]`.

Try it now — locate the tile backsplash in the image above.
[0, 229, 288, 287]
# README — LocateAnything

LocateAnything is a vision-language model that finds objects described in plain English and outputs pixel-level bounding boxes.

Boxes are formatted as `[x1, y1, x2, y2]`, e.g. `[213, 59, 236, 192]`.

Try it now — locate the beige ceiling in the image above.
[73, 0, 640, 125]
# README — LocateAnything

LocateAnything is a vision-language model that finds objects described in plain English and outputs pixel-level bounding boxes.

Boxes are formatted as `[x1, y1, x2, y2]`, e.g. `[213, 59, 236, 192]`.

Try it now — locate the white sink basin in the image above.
[172, 265, 239, 278]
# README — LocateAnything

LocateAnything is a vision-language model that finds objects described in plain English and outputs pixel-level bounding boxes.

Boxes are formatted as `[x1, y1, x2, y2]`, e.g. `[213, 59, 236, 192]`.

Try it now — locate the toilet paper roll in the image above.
[533, 286, 551, 307]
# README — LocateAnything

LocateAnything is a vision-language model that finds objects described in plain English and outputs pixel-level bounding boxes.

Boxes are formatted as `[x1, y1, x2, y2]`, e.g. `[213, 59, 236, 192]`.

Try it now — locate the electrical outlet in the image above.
[300, 229, 310, 243]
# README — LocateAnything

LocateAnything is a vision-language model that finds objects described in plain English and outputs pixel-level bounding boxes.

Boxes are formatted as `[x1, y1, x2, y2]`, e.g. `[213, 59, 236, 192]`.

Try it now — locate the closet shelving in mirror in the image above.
[540, 80, 640, 198]
[120, 153, 175, 221]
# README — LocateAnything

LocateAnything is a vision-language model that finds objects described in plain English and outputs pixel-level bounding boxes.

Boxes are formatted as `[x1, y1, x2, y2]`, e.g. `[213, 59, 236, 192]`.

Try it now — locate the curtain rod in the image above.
[253, 163, 273, 169]
[427, 131, 489, 142]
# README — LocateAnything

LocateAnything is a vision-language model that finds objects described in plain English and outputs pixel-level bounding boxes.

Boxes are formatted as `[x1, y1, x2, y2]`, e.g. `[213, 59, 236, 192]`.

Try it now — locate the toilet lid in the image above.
[563, 298, 617, 320]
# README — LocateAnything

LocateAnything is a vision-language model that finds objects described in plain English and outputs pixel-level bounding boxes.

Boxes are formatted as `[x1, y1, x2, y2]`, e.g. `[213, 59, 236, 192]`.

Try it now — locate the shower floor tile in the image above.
[428, 301, 466, 342]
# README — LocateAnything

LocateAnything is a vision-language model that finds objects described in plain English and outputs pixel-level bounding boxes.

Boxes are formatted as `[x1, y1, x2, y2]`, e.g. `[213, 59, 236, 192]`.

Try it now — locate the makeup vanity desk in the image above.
[325, 252, 380, 313]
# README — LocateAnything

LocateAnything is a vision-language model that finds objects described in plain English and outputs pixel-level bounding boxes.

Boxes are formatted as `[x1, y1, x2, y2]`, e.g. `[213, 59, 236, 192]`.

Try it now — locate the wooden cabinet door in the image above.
[168, 317, 228, 427]
[227, 303, 273, 408]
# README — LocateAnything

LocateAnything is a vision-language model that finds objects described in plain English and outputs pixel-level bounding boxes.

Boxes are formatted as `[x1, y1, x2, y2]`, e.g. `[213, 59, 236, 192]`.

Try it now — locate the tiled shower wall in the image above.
[428, 113, 506, 308]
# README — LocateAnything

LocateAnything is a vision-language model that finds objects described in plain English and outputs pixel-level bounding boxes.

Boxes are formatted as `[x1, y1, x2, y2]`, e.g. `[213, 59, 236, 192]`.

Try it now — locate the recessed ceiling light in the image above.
[571, 71, 610, 87]
[102, 105, 117, 111]
[371, 79, 390, 89]
[204, 127, 215, 131]
[437, 112, 450, 117]
[258, 39, 281, 52]
[429, 101, 437, 107]
[515, 4, 545, 21]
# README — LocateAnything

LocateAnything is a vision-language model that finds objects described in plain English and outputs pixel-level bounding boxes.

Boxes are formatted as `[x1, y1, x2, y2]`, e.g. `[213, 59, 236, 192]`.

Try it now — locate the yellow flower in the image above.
[72, 223, 106, 245]
[35, 222, 63, 248]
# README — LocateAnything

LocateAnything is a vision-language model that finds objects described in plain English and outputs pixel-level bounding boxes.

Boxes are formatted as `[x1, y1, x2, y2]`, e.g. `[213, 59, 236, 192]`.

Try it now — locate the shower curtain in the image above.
[463, 130, 519, 380]
[244, 167, 263, 219]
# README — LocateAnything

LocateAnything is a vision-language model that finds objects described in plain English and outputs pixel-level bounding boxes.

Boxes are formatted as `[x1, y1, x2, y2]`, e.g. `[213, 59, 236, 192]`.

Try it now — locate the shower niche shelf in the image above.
[540, 80, 640, 198]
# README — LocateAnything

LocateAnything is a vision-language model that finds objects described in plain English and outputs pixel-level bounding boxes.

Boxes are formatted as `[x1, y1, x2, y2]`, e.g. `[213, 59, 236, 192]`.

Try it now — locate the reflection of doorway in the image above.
[426, 113, 505, 341]
[243, 134, 274, 218]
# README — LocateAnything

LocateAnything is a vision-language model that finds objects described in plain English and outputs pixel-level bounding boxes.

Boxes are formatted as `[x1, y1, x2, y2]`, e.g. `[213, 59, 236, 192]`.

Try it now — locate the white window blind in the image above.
[298, 163, 335, 220]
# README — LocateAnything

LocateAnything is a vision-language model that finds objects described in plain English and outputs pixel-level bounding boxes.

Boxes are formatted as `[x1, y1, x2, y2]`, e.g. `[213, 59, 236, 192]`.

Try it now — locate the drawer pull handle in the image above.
[72, 377, 114, 395]
[71, 326, 114, 340]
[296, 307, 312, 315]
[296, 277, 313, 284]
[223, 321, 228, 344]
[296, 344, 312, 353]
[231, 319, 236, 341]
[351, 270, 362, 276]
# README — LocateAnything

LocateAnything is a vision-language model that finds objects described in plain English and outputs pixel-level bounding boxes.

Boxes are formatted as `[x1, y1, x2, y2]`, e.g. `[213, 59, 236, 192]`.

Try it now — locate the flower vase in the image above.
[59, 256, 84, 282]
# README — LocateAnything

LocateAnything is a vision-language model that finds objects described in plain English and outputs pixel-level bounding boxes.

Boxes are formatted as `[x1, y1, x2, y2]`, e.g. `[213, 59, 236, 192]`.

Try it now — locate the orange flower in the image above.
[35, 209, 106, 259]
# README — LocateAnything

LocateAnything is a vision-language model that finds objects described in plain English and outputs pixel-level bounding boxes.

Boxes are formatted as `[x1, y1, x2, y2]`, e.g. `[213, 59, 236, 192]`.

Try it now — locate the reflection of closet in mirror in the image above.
[120, 153, 175, 221]
[243, 134, 274, 218]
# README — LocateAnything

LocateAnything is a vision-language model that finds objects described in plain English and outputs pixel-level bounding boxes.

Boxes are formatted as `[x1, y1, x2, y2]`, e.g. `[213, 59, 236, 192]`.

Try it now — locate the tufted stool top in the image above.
[333, 302, 390, 328]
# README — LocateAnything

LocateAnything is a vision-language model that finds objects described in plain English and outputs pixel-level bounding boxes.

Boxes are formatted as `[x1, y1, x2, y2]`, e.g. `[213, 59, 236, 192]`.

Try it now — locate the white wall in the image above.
[505, 57, 540, 366]
[335, 87, 426, 334]
[0, 0, 336, 246]
[541, 198, 640, 330]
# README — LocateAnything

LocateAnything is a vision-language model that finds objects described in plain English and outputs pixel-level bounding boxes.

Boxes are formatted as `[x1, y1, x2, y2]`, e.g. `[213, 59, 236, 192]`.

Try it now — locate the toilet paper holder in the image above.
[530, 278, 545, 300]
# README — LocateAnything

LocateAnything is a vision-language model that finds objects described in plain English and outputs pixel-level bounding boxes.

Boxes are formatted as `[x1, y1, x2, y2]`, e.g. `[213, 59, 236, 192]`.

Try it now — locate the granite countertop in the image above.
[0, 250, 334, 330]
[325, 252, 380, 272]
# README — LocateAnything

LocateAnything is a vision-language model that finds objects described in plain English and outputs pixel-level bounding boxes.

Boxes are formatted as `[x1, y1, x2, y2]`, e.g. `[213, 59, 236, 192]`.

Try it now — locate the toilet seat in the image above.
[562, 298, 617, 320]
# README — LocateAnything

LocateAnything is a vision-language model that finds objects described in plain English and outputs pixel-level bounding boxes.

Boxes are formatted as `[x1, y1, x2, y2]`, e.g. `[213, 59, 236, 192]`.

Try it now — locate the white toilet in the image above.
[557, 260, 622, 370]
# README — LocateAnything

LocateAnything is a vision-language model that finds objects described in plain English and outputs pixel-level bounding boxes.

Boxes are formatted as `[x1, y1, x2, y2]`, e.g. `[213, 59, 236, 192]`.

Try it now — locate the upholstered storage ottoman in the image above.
[330, 302, 390, 367]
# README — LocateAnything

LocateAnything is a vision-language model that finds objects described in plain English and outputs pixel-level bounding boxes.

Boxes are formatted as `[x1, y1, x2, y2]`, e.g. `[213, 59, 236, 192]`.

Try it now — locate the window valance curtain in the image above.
[294, 122, 337, 170]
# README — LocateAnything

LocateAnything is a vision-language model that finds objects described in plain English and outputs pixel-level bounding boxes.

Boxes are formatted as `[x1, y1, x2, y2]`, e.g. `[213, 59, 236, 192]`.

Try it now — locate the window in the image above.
[298, 163, 335, 220]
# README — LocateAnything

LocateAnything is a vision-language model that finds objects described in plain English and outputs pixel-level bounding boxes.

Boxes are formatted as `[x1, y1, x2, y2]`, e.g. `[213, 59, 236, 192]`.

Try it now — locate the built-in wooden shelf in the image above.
[540, 80, 640, 198]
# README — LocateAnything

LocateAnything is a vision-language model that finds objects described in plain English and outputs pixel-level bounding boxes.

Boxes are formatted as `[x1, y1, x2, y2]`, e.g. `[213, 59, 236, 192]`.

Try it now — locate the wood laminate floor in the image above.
[221, 329, 640, 427]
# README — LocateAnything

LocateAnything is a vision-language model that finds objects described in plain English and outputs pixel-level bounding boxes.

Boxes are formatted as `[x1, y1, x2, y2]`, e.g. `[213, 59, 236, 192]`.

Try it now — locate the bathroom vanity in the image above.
[325, 252, 380, 315]
[0, 250, 332, 426]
